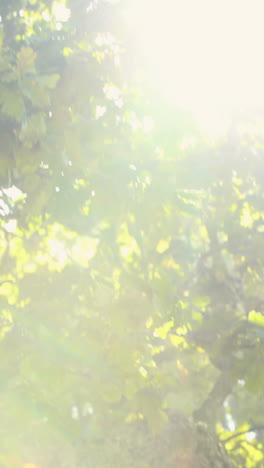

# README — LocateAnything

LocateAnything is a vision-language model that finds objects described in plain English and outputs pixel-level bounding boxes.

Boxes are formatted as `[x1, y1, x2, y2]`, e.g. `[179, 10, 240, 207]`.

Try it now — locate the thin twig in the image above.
[222, 425, 264, 444]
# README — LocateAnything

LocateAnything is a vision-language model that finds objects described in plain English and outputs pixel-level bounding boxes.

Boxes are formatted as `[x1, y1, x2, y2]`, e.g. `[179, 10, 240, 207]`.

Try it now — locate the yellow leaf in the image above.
[154, 320, 173, 339]
[156, 238, 170, 253]
[248, 310, 264, 327]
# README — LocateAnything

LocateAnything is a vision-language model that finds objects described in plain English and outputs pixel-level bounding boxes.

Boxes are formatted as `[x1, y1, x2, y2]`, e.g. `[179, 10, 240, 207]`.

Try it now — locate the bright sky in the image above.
[126, 0, 264, 135]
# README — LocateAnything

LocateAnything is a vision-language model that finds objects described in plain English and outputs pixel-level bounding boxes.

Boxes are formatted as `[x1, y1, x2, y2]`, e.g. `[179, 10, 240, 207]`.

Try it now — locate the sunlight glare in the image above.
[53, 2, 71, 22]
[126, 0, 264, 136]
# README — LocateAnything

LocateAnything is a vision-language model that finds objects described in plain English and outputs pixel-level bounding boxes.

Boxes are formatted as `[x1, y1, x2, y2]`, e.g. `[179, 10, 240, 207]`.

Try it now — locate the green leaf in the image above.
[16, 47, 36, 74]
[0, 89, 24, 119]
[18, 112, 47, 145]
[165, 391, 194, 415]
[37, 74, 60, 89]
[22, 80, 50, 107]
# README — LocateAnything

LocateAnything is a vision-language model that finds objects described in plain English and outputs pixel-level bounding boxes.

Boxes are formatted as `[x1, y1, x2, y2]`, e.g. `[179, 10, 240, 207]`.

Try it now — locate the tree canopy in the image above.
[1, 1, 264, 467]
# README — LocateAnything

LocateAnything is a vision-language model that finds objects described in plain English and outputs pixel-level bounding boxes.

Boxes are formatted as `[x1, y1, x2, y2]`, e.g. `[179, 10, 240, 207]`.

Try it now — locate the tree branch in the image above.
[221, 425, 264, 444]
[193, 369, 234, 424]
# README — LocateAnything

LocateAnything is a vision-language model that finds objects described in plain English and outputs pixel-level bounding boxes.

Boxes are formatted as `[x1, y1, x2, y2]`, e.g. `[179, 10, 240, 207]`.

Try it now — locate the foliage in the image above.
[0, 1, 264, 466]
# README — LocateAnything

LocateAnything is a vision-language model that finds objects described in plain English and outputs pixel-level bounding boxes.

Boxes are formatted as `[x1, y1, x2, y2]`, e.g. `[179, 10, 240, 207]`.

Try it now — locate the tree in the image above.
[0, 1, 264, 466]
